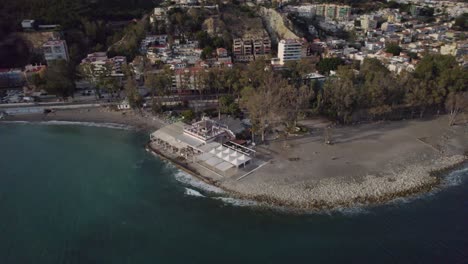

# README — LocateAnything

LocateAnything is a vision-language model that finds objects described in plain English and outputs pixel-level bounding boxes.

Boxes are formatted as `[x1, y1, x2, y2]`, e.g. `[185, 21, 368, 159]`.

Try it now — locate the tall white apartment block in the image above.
[278, 39, 303, 65]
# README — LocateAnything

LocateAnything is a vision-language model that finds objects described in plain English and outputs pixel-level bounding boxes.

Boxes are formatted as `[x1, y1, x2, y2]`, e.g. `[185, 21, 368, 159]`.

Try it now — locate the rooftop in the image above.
[43, 40, 65, 46]
[183, 117, 234, 142]
[280, 39, 303, 45]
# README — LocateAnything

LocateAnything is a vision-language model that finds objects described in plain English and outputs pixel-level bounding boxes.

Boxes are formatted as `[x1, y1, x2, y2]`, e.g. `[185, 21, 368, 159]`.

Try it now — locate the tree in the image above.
[241, 74, 284, 142]
[385, 43, 402, 56]
[100, 77, 121, 99]
[79, 62, 113, 99]
[124, 78, 143, 109]
[453, 13, 468, 31]
[245, 60, 269, 87]
[31, 73, 46, 89]
[409, 54, 467, 117]
[219, 95, 239, 116]
[43, 60, 75, 98]
[181, 109, 195, 123]
[405, 79, 434, 118]
[283, 59, 316, 88]
[317, 57, 344, 74]
[320, 66, 358, 123]
[446, 92, 468, 126]
[279, 84, 314, 129]
[201, 46, 214, 60]
[145, 68, 173, 113]
[359, 58, 397, 117]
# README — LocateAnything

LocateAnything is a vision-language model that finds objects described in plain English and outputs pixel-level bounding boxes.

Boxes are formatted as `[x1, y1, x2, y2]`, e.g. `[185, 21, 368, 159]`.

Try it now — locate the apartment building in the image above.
[80, 52, 127, 78]
[315, 4, 351, 21]
[278, 39, 303, 65]
[42, 40, 69, 63]
[232, 37, 271, 62]
[360, 15, 378, 32]
[152, 7, 166, 21]
[216, 48, 228, 58]
[172, 67, 204, 92]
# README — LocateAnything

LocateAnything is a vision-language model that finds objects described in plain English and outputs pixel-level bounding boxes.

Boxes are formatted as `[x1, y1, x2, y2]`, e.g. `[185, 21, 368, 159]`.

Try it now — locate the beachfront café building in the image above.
[150, 117, 253, 175]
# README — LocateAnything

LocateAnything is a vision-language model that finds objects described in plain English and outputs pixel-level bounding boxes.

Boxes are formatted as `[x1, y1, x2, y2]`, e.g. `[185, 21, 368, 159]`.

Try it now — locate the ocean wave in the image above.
[184, 188, 205, 197]
[0, 120, 30, 124]
[214, 197, 259, 207]
[41, 120, 133, 130]
[441, 166, 468, 187]
[1, 120, 133, 130]
[387, 166, 468, 207]
[173, 170, 225, 194]
[332, 206, 369, 216]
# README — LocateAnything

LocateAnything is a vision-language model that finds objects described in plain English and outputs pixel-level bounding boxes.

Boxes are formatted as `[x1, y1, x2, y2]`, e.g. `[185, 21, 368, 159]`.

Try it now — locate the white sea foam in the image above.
[387, 166, 468, 207]
[184, 188, 205, 197]
[333, 206, 369, 216]
[1, 120, 29, 124]
[215, 197, 259, 207]
[173, 170, 225, 194]
[441, 166, 468, 187]
[40, 120, 133, 130]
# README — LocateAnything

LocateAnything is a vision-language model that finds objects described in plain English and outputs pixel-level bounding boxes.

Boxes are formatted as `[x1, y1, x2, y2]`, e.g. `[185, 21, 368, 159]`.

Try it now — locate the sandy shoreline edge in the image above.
[146, 141, 467, 211]
[2, 108, 467, 212]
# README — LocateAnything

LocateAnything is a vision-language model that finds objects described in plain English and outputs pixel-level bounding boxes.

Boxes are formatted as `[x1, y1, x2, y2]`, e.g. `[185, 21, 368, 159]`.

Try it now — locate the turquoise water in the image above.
[0, 123, 467, 263]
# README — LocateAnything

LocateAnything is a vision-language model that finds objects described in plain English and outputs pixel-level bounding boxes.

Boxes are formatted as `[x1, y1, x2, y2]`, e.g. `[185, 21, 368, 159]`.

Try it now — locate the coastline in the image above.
[0, 107, 165, 133]
[2, 107, 467, 211]
[146, 140, 467, 211]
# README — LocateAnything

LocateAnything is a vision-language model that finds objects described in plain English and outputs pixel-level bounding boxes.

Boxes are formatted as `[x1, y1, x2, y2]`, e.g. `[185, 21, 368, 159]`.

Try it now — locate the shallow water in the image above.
[0, 123, 467, 263]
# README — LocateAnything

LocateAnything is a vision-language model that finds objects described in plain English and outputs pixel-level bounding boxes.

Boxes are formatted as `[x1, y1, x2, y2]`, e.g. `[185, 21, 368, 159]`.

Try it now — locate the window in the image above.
[53, 46, 62, 53]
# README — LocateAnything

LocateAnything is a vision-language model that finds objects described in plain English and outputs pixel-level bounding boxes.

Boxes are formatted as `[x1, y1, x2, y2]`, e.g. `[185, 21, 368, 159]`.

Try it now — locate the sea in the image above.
[0, 122, 467, 264]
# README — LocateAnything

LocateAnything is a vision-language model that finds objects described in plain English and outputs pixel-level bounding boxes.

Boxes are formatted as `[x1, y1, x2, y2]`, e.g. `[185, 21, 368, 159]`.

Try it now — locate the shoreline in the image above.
[146, 141, 468, 211]
[0, 107, 165, 133]
[2, 107, 467, 212]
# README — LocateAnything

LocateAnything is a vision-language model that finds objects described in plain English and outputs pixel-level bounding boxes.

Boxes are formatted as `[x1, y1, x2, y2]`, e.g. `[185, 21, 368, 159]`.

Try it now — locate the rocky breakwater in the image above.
[221, 155, 468, 211]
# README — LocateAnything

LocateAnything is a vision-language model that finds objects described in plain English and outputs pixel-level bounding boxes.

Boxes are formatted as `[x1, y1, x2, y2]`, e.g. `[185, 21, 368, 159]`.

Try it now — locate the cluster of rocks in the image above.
[220, 155, 467, 211]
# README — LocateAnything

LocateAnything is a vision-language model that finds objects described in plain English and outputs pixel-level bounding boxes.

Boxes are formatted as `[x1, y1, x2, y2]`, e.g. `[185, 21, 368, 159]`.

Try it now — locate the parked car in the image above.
[22, 96, 35, 102]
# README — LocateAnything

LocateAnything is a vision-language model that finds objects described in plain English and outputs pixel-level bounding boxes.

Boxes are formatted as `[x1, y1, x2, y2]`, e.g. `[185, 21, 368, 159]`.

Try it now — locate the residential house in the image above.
[42, 40, 69, 63]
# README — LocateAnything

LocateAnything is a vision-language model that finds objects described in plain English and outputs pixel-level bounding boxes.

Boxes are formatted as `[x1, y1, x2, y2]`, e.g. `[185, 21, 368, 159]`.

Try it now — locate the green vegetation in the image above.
[317, 57, 345, 74]
[453, 13, 468, 31]
[317, 55, 467, 123]
[0, 0, 155, 68]
[196, 31, 226, 59]
[108, 17, 148, 61]
[181, 109, 196, 123]
[167, 8, 228, 54]
[219, 95, 240, 116]
[79, 62, 121, 98]
[41, 60, 76, 98]
[145, 67, 173, 113]
[124, 77, 143, 109]
[0, 35, 32, 68]
[0, 0, 154, 34]
[385, 43, 402, 56]
[241, 72, 313, 142]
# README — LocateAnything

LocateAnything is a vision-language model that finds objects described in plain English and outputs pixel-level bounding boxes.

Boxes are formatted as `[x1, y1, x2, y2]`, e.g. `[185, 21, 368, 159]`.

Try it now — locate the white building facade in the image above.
[278, 39, 303, 65]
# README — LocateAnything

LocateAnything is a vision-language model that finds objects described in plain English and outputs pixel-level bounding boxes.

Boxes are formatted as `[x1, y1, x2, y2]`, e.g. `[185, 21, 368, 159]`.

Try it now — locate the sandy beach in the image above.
[1, 107, 165, 132]
[2, 107, 467, 210]
[218, 117, 468, 209]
